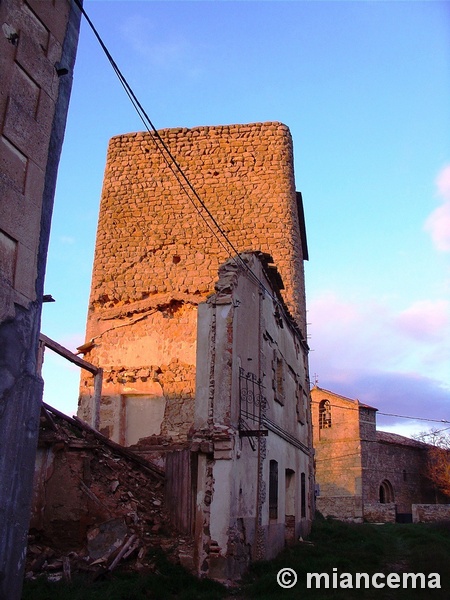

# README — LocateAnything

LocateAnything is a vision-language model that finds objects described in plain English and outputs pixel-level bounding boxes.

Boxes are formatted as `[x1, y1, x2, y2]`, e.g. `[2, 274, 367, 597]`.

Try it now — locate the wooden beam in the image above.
[39, 333, 99, 375]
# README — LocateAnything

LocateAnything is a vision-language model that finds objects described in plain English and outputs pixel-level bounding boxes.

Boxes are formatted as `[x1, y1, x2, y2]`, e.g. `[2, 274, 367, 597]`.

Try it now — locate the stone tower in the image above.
[78, 122, 309, 444]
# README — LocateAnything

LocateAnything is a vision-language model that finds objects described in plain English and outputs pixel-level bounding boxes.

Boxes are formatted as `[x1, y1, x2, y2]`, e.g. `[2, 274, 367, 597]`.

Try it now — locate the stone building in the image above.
[0, 1, 81, 597]
[311, 386, 448, 523]
[192, 252, 313, 578]
[77, 122, 313, 579]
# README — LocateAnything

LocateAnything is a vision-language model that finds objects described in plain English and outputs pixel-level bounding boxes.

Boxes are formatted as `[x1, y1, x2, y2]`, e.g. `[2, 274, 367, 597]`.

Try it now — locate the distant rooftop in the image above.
[377, 430, 429, 449]
[312, 385, 378, 412]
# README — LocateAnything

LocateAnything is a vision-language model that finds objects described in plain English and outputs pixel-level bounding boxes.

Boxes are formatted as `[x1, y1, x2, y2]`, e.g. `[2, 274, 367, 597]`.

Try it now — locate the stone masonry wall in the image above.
[363, 441, 435, 514]
[1, 1, 81, 596]
[316, 496, 363, 523]
[311, 388, 363, 502]
[412, 504, 450, 523]
[363, 503, 396, 523]
[88, 122, 305, 330]
[79, 122, 307, 442]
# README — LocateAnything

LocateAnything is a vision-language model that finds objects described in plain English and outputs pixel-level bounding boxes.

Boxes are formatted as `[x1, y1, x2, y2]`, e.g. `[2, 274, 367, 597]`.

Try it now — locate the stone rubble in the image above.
[27, 404, 193, 582]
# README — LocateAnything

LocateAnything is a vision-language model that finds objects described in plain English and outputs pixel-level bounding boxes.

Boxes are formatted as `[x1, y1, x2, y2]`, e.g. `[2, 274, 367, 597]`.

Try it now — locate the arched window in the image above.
[379, 479, 394, 503]
[319, 399, 332, 429]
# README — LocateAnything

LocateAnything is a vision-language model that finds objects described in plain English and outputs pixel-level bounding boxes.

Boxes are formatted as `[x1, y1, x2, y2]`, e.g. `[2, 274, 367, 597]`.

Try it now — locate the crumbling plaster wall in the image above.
[79, 122, 307, 445]
[193, 254, 312, 581]
[79, 300, 198, 443]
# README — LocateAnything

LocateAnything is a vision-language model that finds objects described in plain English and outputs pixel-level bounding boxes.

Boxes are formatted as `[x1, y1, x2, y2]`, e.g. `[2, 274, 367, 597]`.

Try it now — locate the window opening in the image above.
[319, 399, 332, 429]
[269, 460, 279, 520]
[301, 472, 306, 518]
[379, 479, 394, 503]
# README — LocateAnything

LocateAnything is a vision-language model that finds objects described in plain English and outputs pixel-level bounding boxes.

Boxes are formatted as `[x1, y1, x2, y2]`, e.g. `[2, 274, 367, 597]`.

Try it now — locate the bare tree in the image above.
[413, 428, 450, 498]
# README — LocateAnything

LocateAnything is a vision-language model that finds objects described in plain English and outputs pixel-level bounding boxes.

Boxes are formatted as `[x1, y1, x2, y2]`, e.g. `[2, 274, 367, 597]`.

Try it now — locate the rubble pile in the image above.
[26, 404, 193, 582]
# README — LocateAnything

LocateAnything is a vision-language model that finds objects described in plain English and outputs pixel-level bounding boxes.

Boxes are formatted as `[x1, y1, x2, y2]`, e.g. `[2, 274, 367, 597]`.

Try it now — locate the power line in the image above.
[73, 0, 236, 262]
[73, 0, 298, 329]
[311, 399, 450, 424]
[378, 412, 450, 424]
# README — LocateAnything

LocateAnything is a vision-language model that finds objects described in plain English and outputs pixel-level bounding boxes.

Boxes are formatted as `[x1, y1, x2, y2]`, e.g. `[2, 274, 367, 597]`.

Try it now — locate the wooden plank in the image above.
[40, 403, 165, 480]
[39, 333, 99, 374]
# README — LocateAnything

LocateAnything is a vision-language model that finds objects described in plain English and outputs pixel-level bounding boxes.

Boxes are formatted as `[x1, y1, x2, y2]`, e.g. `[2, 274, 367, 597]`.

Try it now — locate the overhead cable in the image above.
[73, 0, 291, 319]
[311, 399, 449, 424]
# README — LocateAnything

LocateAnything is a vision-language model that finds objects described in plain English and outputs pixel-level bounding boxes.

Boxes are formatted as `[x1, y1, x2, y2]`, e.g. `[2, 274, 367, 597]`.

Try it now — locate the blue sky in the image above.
[41, 0, 450, 438]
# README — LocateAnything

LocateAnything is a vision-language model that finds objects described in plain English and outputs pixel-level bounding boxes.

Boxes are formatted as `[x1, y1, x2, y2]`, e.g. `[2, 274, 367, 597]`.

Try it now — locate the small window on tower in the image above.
[319, 399, 332, 429]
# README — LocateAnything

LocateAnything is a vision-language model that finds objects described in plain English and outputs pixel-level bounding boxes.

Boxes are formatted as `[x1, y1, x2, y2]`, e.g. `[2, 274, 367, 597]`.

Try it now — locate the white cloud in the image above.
[424, 165, 450, 252]
[120, 15, 201, 76]
[308, 292, 385, 385]
[59, 235, 75, 245]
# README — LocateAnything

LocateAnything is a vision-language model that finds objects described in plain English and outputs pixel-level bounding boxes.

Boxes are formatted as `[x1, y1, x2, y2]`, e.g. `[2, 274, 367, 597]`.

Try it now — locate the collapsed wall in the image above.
[78, 122, 308, 445]
[28, 404, 192, 581]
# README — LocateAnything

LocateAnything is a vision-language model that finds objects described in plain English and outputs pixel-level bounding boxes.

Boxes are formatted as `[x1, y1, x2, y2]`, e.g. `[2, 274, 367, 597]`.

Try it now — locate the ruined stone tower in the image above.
[78, 122, 309, 445]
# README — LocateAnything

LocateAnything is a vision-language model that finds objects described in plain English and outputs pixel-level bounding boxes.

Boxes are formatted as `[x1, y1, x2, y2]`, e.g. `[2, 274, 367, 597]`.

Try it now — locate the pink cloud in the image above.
[424, 165, 450, 252]
[394, 299, 450, 342]
[436, 165, 450, 200]
[308, 291, 449, 390]
[307, 292, 389, 374]
[308, 291, 363, 329]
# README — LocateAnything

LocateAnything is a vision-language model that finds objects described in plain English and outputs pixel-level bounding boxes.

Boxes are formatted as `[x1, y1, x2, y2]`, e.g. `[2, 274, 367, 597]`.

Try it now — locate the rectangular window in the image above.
[269, 460, 279, 520]
[301, 472, 306, 518]
[285, 469, 295, 516]
[296, 385, 306, 424]
[272, 352, 285, 405]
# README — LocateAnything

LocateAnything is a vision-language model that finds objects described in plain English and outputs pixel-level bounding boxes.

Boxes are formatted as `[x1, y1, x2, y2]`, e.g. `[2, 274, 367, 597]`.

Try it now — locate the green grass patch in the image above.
[22, 550, 226, 600]
[242, 519, 450, 599]
[22, 520, 450, 599]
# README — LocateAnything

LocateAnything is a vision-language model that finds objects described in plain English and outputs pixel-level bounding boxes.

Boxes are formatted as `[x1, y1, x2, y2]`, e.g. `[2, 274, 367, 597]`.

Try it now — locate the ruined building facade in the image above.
[78, 122, 313, 579]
